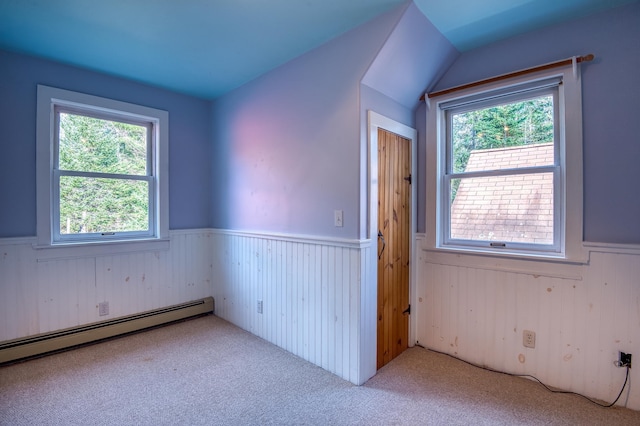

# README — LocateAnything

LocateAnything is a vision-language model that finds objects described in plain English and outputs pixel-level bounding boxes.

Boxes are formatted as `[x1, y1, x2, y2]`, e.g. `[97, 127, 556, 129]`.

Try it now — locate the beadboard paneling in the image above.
[5, 229, 637, 408]
[209, 230, 374, 384]
[0, 231, 213, 342]
[416, 241, 640, 410]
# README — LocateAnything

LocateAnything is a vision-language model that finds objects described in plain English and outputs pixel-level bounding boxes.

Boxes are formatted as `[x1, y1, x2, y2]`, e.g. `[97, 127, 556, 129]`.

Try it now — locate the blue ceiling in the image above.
[0, 0, 635, 100]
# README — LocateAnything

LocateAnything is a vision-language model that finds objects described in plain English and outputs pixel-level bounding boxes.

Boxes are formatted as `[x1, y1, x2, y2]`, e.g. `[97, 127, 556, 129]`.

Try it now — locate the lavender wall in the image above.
[210, 7, 405, 239]
[7, 3, 631, 244]
[362, 2, 458, 110]
[429, 2, 640, 243]
[360, 1, 458, 237]
[0, 50, 212, 237]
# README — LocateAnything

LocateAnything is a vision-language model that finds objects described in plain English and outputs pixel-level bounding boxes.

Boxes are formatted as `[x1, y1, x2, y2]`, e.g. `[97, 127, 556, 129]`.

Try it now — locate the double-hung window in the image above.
[426, 65, 583, 260]
[36, 85, 168, 249]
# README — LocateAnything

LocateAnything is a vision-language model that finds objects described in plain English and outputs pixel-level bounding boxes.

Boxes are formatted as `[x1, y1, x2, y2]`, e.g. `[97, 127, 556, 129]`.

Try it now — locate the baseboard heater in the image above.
[0, 297, 214, 364]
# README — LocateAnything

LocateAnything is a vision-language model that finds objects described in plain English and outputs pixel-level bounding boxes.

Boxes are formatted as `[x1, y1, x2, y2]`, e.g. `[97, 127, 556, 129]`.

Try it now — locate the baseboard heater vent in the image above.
[0, 297, 214, 364]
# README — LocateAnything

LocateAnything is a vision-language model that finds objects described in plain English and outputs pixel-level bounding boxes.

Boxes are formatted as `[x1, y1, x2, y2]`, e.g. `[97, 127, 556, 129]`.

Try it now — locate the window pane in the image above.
[59, 176, 149, 234]
[58, 112, 147, 175]
[451, 95, 554, 173]
[450, 173, 554, 244]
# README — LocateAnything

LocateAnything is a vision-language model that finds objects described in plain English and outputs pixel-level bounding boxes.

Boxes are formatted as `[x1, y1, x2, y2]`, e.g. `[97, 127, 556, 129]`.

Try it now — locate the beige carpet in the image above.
[1, 314, 638, 425]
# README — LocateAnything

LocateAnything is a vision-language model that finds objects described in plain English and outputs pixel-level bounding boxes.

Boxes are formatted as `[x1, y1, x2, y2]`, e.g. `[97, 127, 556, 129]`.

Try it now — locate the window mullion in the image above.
[58, 170, 151, 181]
[448, 165, 558, 180]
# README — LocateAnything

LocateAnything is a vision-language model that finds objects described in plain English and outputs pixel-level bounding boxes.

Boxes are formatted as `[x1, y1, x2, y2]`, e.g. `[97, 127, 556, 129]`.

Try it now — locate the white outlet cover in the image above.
[99, 301, 109, 316]
[523, 330, 536, 348]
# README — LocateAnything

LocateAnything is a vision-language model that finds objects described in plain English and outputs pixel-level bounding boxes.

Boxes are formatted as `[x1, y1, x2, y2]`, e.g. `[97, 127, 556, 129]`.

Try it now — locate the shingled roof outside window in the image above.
[450, 143, 554, 244]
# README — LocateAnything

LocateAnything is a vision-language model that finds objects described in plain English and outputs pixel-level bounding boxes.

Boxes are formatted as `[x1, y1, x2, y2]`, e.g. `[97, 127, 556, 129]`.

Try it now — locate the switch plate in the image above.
[334, 210, 343, 227]
[257, 300, 263, 314]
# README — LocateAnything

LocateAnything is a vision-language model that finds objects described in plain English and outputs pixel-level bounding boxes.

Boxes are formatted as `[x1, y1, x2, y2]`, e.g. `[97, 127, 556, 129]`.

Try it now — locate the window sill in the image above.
[33, 238, 170, 261]
[420, 244, 587, 280]
[439, 243, 586, 262]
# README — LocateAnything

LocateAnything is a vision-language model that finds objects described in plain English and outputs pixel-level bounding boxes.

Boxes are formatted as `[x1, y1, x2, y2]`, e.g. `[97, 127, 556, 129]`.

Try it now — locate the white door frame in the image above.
[367, 110, 418, 356]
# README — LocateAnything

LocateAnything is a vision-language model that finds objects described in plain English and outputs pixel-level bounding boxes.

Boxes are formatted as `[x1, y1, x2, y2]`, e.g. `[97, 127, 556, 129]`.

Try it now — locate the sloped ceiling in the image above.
[0, 0, 636, 99]
[362, 2, 460, 109]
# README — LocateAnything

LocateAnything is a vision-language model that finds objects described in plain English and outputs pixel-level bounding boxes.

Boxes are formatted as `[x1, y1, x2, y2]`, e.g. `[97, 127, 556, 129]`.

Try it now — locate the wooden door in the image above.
[377, 128, 411, 370]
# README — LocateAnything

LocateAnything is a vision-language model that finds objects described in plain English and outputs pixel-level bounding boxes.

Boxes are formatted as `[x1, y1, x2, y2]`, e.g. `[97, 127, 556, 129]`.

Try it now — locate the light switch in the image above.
[334, 210, 343, 227]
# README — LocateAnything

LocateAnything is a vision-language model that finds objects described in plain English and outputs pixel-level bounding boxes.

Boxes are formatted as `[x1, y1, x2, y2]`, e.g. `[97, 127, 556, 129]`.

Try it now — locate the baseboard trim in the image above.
[0, 297, 214, 364]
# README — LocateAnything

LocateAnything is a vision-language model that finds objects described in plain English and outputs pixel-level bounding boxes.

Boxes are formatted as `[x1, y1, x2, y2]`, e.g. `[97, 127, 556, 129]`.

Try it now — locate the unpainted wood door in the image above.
[377, 128, 411, 370]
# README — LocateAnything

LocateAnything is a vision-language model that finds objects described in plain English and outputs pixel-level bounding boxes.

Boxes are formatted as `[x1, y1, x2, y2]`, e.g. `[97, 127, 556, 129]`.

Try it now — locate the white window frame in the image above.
[425, 65, 584, 262]
[36, 85, 169, 254]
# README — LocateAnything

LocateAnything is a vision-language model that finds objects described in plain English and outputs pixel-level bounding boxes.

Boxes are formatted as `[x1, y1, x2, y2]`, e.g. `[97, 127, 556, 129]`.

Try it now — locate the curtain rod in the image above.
[421, 54, 594, 101]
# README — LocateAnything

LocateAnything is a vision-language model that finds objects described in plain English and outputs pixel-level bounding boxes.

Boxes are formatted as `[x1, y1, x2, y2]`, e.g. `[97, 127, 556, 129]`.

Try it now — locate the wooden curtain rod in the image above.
[421, 54, 594, 101]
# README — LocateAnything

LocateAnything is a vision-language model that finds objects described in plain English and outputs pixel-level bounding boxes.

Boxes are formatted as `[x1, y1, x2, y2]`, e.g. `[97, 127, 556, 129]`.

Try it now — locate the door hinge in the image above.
[404, 174, 412, 185]
[402, 304, 411, 315]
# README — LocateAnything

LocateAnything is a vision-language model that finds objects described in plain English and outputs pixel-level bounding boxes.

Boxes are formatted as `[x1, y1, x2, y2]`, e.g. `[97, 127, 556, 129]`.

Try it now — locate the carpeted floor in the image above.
[1, 314, 639, 425]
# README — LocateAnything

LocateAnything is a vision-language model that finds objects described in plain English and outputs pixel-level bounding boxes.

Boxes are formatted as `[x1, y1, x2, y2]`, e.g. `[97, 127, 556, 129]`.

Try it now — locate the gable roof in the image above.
[450, 143, 554, 244]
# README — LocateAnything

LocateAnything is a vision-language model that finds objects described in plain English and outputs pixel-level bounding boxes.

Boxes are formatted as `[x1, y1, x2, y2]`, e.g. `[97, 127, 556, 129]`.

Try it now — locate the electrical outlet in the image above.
[257, 300, 263, 314]
[98, 301, 109, 316]
[620, 352, 632, 368]
[523, 330, 536, 349]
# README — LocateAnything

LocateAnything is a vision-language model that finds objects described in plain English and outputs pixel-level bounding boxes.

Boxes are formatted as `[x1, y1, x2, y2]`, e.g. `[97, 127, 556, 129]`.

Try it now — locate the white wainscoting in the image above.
[1, 228, 376, 386]
[415, 234, 640, 410]
[209, 230, 375, 385]
[0, 230, 214, 342]
[6, 228, 636, 407]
